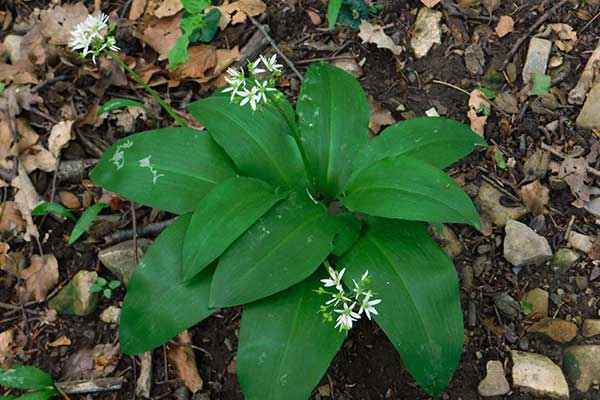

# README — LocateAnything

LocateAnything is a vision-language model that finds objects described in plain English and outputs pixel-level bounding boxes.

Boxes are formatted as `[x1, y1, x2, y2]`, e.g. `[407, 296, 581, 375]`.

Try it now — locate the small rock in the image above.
[563, 345, 600, 392]
[440, 224, 462, 258]
[504, 220, 552, 267]
[511, 350, 569, 399]
[477, 360, 510, 397]
[317, 384, 331, 397]
[575, 275, 588, 291]
[332, 57, 362, 78]
[99, 306, 121, 324]
[522, 288, 549, 317]
[493, 292, 520, 319]
[465, 43, 485, 75]
[576, 82, 600, 130]
[551, 248, 580, 273]
[49, 270, 99, 316]
[411, 8, 443, 59]
[522, 37, 552, 83]
[582, 319, 600, 337]
[475, 181, 528, 227]
[591, 266, 600, 281]
[98, 239, 152, 286]
[528, 318, 577, 343]
[494, 92, 520, 114]
[568, 231, 593, 253]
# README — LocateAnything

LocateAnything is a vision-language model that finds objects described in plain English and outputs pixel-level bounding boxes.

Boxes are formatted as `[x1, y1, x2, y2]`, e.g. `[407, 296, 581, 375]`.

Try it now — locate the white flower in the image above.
[325, 290, 351, 307]
[69, 13, 119, 64]
[320, 267, 345, 292]
[248, 58, 266, 75]
[222, 76, 246, 102]
[260, 54, 283, 74]
[358, 295, 381, 320]
[255, 79, 276, 103]
[239, 86, 261, 111]
[334, 302, 361, 331]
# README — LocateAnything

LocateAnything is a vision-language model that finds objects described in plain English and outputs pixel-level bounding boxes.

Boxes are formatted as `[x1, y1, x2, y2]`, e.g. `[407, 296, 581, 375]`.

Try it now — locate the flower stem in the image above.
[106, 51, 188, 127]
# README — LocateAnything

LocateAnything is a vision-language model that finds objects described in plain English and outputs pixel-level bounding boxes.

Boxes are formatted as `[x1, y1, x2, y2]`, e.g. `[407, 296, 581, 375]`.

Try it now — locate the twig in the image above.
[55, 378, 123, 394]
[103, 217, 177, 245]
[295, 55, 356, 65]
[248, 16, 304, 81]
[31, 75, 69, 93]
[568, 39, 600, 105]
[580, 11, 600, 34]
[135, 352, 152, 398]
[75, 128, 105, 158]
[540, 142, 600, 178]
[501, 0, 570, 71]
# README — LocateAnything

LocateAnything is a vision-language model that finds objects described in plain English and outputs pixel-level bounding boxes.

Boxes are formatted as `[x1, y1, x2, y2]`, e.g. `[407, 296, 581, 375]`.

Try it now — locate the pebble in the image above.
[591, 266, 600, 281]
[504, 220, 552, 267]
[477, 360, 510, 397]
[475, 182, 528, 227]
[99, 306, 121, 324]
[411, 8, 443, 59]
[528, 318, 577, 343]
[98, 239, 152, 286]
[563, 345, 600, 392]
[331, 57, 362, 78]
[511, 350, 569, 399]
[439, 225, 462, 258]
[493, 292, 520, 319]
[522, 288, 549, 317]
[568, 231, 593, 253]
[465, 43, 485, 75]
[575, 275, 589, 291]
[551, 248, 580, 273]
[522, 37, 552, 83]
[49, 270, 99, 316]
[576, 82, 600, 130]
[582, 319, 600, 337]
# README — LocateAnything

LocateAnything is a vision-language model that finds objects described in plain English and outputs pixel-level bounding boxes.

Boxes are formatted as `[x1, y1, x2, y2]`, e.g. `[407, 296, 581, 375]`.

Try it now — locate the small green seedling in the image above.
[0, 365, 59, 400]
[327, 0, 370, 30]
[31, 202, 108, 245]
[90, 277, 121, 299]
[529, 73, 552, 96]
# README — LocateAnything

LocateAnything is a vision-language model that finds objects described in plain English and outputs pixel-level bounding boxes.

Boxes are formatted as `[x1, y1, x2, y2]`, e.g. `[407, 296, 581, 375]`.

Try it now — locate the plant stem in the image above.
[106, 51, 188, 127]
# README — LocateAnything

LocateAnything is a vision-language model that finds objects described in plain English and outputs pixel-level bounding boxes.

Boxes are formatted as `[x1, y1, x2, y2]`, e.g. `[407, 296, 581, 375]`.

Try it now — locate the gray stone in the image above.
[493, 293, 520, 319]
[476, 181, 528, 227]
[563, 345, 600, 392]
[411, 8, 442, 59]
[522, 37, 552, 83]
[504, 220, 552, 267]
[99, 306, 121, 324]
[528, 318, 577, 343]
[576, 82, 600, 130]
[98, 239, 152, 286]
[511, 350, 569, 399]
[477, 360, 510, 397]
[465, 43, 485, 75]
[49, 270, 99, 316]
[522, 288, 549, 317]
[568, 231, 593, 253]
[551, 248, 580, 273]
[582, 319, 600, 337]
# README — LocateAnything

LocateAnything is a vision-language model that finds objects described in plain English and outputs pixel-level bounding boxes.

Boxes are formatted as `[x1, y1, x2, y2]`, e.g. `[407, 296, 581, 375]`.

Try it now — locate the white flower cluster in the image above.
[222, 54, 283, 111]
[318, 266, 381, 332]
[69, 13, 119, 64]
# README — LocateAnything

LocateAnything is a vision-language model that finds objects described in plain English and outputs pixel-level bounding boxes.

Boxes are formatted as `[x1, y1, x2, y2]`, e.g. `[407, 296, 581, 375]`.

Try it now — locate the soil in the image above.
[1, 0, 600, 399]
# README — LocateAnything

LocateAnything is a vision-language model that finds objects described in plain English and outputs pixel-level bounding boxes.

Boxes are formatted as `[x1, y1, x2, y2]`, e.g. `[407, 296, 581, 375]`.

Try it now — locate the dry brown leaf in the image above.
[12, 164, 42, 241]
[519, 180, 549, 216]
[40, 2, 90, 45]
[196, 47, 241, 88]
[170, 45, 218, 81]
[48, 120, 74, 158]
[129, 0, 147, 20]
[420, 0, 441, 7]
[168, 331, 203, 393]
[214, 0, 267, 30]
[155, 0, 183, 18]
[19, 254, 59, 303]
[549, 23, 577, 52]
[368, 96, 395, 134]
[523, 150, 550, 183]
[139, 15, 182, 61]
[20, 145, 57, 173]
[48, 336, 72, 348]
[358, 20, 403, 56]
[0, 201, 26, 235]
[59, 191, 81, 209]
[0, 86, 43, 121]
[64, 344, 121, 379]
[467, 89, 489, 137]
[555, 156, 590, 208]
[495, 15, 514, 38]
[0, 63, 37, 84]
[0, 328, 14, 368]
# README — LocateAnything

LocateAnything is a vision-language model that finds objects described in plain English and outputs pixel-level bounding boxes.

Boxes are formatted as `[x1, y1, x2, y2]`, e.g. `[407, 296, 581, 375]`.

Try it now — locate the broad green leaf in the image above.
[340, 218, 463, 397]
[0, 395, 17, 399]
[108, 280, 121, 289]
[331, 213, 361, 256]
[188, 94, 305, 188]
[182, 0, 210, 14]
[168, 35, 190, 70]
[13, 390, 59, 400]
[120, 214, 217, 355]
[97, 98, 149, 117]
[183, 177, 288, 280]
[238, 272, 346, 400]
[342, 155, 481, 229]
[189, 9, 221, 43]
[327, 0, 342, 30]
[90, 128, 237, 215]
[210, 191, 338, 307]
[354, 117, 487, 171]
[296, 62, 369, 197]
[0, 366, 54, 390]
[31, 202, 76, 221]
[529, 73, 551, 96]
[68, 203, 107, 245]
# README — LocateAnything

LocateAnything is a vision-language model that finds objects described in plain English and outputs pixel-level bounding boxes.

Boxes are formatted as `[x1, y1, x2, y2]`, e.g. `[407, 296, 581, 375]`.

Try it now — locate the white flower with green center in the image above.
[334, 302, 361, 331]
[239, 86, 261, 111]
[247, 58, 266, 75]
[320, 267, 345, 292]
[69, 13, 119, 64]
[260, 54, 283, 74]
[358, 295, 381, 320]
[255, 79, 276, 103]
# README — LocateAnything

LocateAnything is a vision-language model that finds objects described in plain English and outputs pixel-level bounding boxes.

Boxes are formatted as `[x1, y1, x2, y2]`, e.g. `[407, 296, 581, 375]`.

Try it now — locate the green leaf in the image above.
[188, 93, 305, 188]
[340, 218, 463, 397]
[103, 288, 112, 299]
[238, 272, 346, 400]
[182, 0, 211, 14]
[331, 213, 361, 256]
[68, 203, 107, 245]
[189, 9, 221, 43]
[183, 177, 288, 280]
[529, 73, 551, 96]
[327, 0, 342, 30]
[337, 0, 369, 29]
[0, 366, 54, 390]
[355, 117, 487, 171]
[120, 214, 217, 355]
[343, 155, 480, 228]
[210, 191, 338, 307]
[89, 284, 103, 293]
[97, 98, 149, 116]
[96, 277, 107, 286]
[0, 83, 5, 94]
[0, 396, 17, 400]
[475, 86, 497, 100]
[90, 128, 237, 215]
[31, 202, 77, 222]
[296, 62, 369, 197]
[168, 35, 191, 70]
[108, 280, 121, 289]
[14, 390, 59, 400]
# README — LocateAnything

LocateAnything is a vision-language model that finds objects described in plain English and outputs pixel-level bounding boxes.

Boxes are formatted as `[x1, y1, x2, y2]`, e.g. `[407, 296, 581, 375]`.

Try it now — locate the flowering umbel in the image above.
[69, 13, 119, 64]
[317, 263, 381, 331]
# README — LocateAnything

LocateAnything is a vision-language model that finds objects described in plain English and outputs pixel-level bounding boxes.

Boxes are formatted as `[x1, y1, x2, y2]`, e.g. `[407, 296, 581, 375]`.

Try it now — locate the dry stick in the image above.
[568, 39, 600, 105]
[540, 142, 600, 178]
[103, 217, 177, 245]
[248, 16, 304, 81]
[56, 378, 124, 395]
[500, 0, 570, 71]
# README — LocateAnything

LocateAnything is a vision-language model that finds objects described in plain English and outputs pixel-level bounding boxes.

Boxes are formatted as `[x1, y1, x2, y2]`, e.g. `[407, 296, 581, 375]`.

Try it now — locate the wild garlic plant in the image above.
[86, 18, 488, 398]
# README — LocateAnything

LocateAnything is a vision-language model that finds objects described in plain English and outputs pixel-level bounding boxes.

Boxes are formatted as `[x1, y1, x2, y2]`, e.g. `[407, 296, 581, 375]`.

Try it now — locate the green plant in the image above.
[90, 276, 122, 299]
[327, 0, 373, 30]
[89, 56, 486, 398]
[0, 365, 59, 399]
[32, 202, 108, 245]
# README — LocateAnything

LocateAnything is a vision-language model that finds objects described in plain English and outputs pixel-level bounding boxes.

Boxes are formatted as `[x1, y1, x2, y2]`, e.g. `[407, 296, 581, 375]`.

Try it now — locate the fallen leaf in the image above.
[0, 86, 43, 121]
[64, 344, 121, 379]
[48, 336, 72, 348]
[40, 2, 90, 45]
[214, 0, 266, 30]
[168, 331, 203, 393]
[420, 0, 441, 7]
[368, 96, 395, 134]
[12, 164, 42, 241]
[170, 45, 218, 81]
[0, 329, 14, 368]
[307, 10, 322, 25]
[154, 0, 183, 18]
[522, 150, 550, 183]
[495, 15, 514, 38]
[555, 156, 591, 208]
[358, 20, 403, 55]
[519, 180, 549, 216]
[139, 15, 182, 61]
[59, 191, 81, 209]
[19, 255, 59, 303]
[549, 23, 577, 52]
[129, 0, 147, 19]
[20, 145, 57, 173]
[0, 201, 26, 235]
[0, 63, 37, 84]
[48, 121, 74, 158]
[467, 89, 490, 137]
